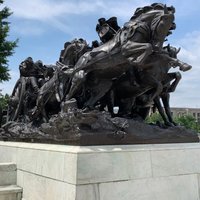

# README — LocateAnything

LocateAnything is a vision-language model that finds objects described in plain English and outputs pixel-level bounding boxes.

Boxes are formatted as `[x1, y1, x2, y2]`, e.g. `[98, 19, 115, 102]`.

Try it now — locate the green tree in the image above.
[174, 115, 200, 133]
[0, 0, 18, 82]
[0, 91, 9, 126]
[146, 112, 163, 124]
[147, 112, 200, 133]
[0, 91, 9, 109]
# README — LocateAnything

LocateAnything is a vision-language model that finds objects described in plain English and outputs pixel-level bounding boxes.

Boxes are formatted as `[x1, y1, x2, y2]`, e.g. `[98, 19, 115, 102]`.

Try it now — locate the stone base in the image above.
[1, 141, 200, 200]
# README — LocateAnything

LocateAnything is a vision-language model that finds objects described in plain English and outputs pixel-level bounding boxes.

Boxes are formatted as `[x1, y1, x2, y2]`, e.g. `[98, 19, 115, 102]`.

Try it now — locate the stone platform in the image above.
[1, 141, 200, 200]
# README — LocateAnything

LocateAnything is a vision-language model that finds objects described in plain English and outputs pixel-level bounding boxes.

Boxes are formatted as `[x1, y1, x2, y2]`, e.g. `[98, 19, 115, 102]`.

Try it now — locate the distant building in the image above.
[171, 107, 200, 123]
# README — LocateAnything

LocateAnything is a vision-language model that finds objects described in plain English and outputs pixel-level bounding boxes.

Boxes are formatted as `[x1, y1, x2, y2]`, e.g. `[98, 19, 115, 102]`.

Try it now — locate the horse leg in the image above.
[99, 90, 114, 116]
[65, 70, 86, 100]
[84, 80, 112, 109]
[166, 72, 181, 92]
[161, 92, 177, 126]
[107, 90, 115, 115]
[34, 96, 49, 122]
[133, 106, 150, 120]
[149, 82, 163, 103]
[177, 60, 192, 71]
[118, 97, 135, 118]
[31, 91, 47, 120]
[23, 93, 31, 122]
[41, 107, 49, 123]
[121, 41, 153, 66]
[139, 73, 163, 105]
[154, 96, 172, 126]
[164, 56, 192, 71]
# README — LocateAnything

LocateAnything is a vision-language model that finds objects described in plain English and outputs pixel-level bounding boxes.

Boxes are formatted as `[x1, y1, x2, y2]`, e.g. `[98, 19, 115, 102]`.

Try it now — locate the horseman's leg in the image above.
[34, 94, 49, 122]
[30, 77, 39, 94]
[23, 93, 31, 122]
[161, 92, 176, 125]
[31, 93, 43, 119]
[121, 42, 153, 65]
[99, 90, 114, 116]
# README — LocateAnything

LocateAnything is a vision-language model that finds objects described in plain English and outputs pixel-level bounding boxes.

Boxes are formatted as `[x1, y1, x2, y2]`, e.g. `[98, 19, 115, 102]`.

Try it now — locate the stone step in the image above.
[0, 163, 16, 172]
[0, 185, 22, 200]
[0, 163, 17, 186]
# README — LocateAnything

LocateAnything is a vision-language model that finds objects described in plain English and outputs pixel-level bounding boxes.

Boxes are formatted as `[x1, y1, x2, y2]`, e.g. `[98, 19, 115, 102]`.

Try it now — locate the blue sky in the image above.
[1, 0, 200, 108]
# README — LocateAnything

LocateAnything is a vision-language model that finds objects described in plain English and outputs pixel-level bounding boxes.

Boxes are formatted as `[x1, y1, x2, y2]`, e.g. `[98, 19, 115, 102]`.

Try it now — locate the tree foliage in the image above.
[0, 91, 9, 110]
[147, 112, 200, 133]
[0, 0, 18, 82]
[0, 91, 9, 126]
[146, 112, 163, 124]
[174, 115, 200, 133]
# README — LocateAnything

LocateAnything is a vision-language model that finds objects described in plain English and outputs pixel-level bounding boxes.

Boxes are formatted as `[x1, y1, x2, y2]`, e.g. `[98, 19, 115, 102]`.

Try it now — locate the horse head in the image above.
[19, 57, 34, 76]
[164, 44, 181, 59]
[60, 38, 88, 66]
[130, 4, 176, 51]
[150, 5, 175, 51]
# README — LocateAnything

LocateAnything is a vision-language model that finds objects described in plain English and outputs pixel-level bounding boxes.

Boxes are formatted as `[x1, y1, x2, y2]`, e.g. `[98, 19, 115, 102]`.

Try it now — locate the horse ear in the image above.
[167, 44, 170, 51]
[176, 47, 181, 54]
[164, 4, 168, 14]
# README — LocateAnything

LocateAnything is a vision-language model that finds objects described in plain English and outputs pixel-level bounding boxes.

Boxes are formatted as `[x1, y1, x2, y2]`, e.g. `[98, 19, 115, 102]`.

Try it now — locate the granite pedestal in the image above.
[0, 141, 200, 200]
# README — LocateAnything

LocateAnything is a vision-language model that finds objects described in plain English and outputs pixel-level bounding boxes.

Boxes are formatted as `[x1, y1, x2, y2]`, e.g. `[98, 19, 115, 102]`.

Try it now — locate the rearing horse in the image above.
[64, 6, 175, 109]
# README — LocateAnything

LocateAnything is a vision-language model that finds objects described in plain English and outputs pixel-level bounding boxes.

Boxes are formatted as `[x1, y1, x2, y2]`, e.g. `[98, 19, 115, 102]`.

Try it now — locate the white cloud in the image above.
[4, 0, 151, 35]
[5, 0, 105, 20]
[4, 0, 199, 36]
[169, 31, 200, 108]
[5, 0, 107, 35]
[5, 0, 150, 20]
[167, 0, 200, 17]
[100, 0, 151, 20]
[12, 23, 45, 36]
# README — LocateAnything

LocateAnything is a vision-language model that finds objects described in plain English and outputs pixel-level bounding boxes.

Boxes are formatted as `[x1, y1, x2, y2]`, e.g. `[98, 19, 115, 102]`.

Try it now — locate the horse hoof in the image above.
[180, 64, 192, 72]
[164, 121, 174, 127]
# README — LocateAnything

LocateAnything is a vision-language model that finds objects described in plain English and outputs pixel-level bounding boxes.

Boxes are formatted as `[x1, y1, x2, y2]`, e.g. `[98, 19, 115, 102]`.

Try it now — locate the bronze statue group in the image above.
[7, 3, 192, 127]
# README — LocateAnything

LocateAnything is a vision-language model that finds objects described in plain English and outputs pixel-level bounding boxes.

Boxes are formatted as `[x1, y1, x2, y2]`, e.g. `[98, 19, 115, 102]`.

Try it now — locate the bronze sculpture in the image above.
[0, 3, 198, 145]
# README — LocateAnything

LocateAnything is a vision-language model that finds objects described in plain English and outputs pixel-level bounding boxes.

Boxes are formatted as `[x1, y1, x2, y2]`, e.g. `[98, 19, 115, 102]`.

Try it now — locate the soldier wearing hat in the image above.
[96, 16, 120, 43]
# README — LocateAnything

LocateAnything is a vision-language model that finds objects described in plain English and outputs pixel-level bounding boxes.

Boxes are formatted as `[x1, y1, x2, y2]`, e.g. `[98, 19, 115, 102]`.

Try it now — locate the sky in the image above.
[0, 0, 200, 108]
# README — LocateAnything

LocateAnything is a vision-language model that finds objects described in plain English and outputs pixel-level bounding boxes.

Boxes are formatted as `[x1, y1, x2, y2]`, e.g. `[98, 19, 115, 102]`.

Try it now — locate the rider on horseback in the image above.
[96, 17, 121, 43]
[19, 57, 46, 94]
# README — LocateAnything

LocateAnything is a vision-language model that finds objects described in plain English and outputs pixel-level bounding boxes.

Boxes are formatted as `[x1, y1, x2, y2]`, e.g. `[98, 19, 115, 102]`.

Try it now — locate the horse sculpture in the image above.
[100, 45, 191, 124]
[132, 45, 190, 126]
[7, 58, 47, 122]
[31, 39, 89, 121]
[5, 4, 192, 127]
[63, 5, 176, 110]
